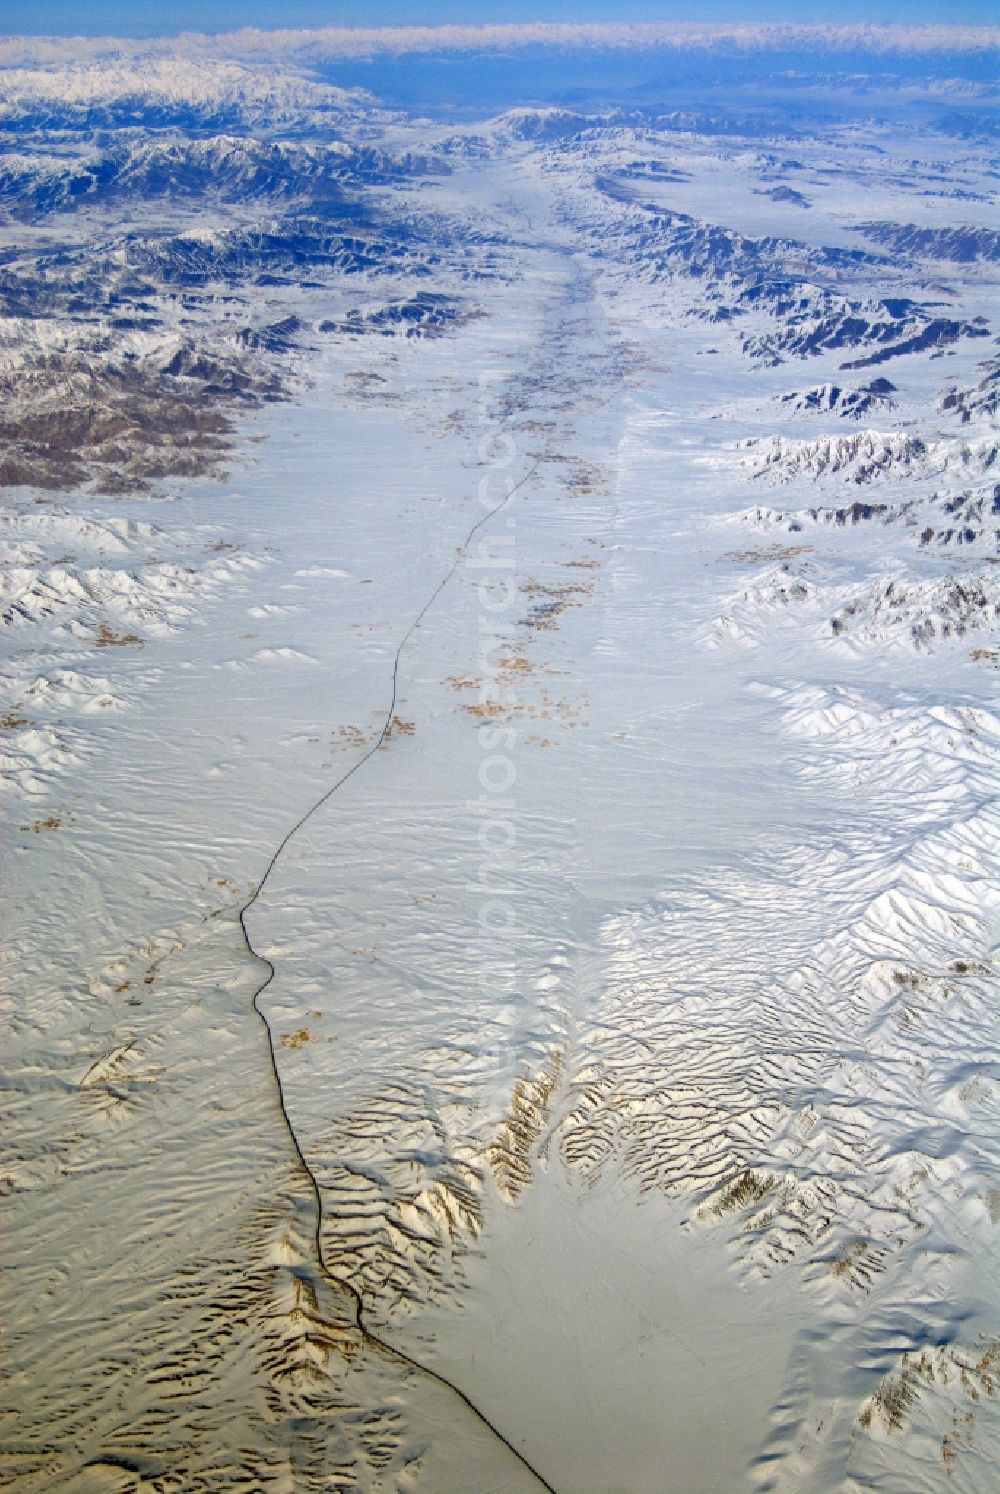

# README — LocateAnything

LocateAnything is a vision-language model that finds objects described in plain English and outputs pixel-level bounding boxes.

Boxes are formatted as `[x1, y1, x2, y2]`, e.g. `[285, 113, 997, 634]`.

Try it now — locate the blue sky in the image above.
[2, 1, 997, 36]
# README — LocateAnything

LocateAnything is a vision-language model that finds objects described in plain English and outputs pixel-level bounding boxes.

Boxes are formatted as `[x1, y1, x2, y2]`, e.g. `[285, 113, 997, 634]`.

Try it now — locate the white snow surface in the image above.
[2, 65, 998, 1494]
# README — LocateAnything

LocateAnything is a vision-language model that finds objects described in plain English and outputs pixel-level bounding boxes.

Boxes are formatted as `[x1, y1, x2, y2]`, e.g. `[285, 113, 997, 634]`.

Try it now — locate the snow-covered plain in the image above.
[2, 35, 998, 1494]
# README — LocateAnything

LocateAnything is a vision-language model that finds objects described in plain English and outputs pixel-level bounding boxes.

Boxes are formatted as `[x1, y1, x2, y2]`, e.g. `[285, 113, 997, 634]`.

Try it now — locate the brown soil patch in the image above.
[22, 814, 63, 832]
[278, 1028, 311, 1051]
[94, 624, 144, 648]
[724, 543, 813, 564]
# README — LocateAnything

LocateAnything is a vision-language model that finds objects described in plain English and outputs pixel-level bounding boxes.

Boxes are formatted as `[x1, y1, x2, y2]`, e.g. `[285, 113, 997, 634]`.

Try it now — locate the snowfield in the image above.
[1, 30, 998, 1494]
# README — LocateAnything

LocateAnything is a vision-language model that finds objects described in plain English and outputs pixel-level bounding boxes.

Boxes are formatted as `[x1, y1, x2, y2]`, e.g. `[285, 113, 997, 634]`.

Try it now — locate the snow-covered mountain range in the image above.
[2, 30, 997, 1494]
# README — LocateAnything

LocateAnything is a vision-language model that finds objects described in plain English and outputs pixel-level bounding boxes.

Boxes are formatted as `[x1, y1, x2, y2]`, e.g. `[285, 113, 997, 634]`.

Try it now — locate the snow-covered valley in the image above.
[1, 29, 998, 1494]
